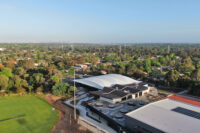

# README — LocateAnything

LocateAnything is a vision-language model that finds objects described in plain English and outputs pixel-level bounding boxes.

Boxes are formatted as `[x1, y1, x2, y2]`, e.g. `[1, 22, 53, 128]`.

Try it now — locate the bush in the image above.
[36, 86, 44, 94]
[17, 88, 27, 94]
[52, 82, 69, 96]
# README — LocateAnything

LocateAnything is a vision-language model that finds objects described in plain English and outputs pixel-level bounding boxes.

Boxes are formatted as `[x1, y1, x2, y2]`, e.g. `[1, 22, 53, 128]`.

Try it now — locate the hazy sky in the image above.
[0, 0, 200, 43]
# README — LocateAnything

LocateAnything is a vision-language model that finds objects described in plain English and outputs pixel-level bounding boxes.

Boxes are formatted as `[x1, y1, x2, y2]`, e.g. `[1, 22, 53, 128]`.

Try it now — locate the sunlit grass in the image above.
[0, 95, 58, 133]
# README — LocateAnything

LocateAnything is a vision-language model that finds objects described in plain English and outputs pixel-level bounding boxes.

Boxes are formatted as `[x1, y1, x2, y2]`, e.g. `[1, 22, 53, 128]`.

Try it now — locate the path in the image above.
[45, 94, 92, 133]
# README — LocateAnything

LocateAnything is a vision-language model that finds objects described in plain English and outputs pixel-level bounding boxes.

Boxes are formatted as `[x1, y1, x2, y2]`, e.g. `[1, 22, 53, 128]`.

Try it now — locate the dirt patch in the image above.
[45, 94, 92, 133]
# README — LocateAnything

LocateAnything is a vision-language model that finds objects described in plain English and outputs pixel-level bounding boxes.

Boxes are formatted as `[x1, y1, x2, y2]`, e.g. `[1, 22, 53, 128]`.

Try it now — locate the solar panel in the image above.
[172, 107, 200, 120]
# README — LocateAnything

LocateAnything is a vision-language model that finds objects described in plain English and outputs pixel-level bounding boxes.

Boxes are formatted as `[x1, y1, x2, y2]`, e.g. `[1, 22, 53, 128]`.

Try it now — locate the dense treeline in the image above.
[0, 43, 199, 96]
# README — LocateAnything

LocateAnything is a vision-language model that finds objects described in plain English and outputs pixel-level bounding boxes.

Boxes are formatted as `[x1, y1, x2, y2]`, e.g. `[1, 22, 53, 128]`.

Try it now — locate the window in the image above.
[139, 92, 142, 96]
[137, 126, 152, 133]
[121, 97, 126, 101]
[135, 93, 138, 98]
[127, 95, 132, 99]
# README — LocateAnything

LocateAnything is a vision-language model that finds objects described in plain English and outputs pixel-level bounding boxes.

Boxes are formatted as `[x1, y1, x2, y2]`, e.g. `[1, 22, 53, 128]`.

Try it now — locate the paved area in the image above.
[64, 94, 117, 133]
[45, 94, 92, 133]
[88, 99, 147, 126]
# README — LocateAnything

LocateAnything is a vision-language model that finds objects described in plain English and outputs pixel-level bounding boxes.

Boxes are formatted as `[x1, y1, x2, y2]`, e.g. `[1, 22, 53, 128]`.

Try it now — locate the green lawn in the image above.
[0, 95, 58, 133]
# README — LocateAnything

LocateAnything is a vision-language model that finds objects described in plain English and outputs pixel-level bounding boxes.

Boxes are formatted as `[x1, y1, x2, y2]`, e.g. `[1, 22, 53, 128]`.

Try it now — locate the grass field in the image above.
[0, 95, 58, 133]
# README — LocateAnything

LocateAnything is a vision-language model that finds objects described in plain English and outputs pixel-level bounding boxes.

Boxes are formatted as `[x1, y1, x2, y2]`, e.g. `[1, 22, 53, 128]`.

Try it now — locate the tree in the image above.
[7, 75, 29, 93]
[177, 75, 191, 88]
[68, 86, 77, 94]
[165, 70, 180, 86]
[132, 69, 147, 79]
[178, 57, 195, 75]
[169, 53, 175, 60]
[47, 66, 63, 79]
[75, 56, 85, 64]
[151, 59, 161, 66]
[28, 85, 33, 93]
[0, 75, 9, 91]
[0, 68, 13, 78]
[13, 75, 23, 89]
[30, 73, 45, 87]
[68, 68, 74, 76]
[158, 57, 166, 65]
[36, 86, 43, 94]
[107, 65, 116, 73]
[116, 63, 126, 74]
[50, 75, 60, 84]
[191, 69, 200, 81]
[17, 88, 26, 94]
[14, 67, 25, 76]
[52, 82, 69, 96]
[144, 59, 151, 73]
[126, 63, 137, 75]
[19, 59, 35, 70]
[57, 62, 65, 70]
[196, 61, 200, 68]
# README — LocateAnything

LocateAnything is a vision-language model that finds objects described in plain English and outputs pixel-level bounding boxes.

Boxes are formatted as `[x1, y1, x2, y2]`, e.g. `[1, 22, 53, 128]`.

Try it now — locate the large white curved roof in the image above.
[75, 74, 141, 90]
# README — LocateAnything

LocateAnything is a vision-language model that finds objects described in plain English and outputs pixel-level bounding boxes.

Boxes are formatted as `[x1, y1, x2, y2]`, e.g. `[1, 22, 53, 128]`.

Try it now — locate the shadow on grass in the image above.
[0, 114, 26, 122]
[17, 118, 34, 133]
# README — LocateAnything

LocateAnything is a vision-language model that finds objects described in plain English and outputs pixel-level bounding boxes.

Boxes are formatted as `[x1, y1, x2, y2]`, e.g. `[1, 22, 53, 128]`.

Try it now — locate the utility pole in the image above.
[168, 45, 170, 54]
[73, 68, 76, 120]
[119, 45, 122, 62]
[71, 45, 74, 52]
[125, 44, 127, 59]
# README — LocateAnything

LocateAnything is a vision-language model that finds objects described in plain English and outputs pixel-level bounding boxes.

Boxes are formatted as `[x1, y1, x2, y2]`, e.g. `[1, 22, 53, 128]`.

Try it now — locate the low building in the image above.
[84, 63, 92, 67]
[96, 60, 101, 64]
[0, 48, 6, 51]
[75, 74, 156, 103]
[73, 64, 87, 71]
[90, 83, 151, 104]
[100, 70, 107, 75]
[125, 95, 200, 133]
[34, 63, 39, 67]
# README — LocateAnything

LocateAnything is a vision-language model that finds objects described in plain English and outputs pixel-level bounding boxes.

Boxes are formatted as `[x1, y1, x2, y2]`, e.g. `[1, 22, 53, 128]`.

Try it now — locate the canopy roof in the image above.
[75, 74, 141, 90]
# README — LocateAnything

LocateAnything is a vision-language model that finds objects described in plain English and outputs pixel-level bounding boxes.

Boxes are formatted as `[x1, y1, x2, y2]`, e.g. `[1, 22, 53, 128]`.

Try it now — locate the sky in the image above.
[0, 0, 200, 43]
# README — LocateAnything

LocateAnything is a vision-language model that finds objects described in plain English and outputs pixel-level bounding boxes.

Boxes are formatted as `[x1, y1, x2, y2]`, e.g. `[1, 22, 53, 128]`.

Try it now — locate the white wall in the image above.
[100, 86, 153, 103]
[100, 97, 122, 104]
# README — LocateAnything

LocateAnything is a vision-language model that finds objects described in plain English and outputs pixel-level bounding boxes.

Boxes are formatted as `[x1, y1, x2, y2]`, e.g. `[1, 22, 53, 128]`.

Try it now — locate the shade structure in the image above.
[75, 74, 141, 90]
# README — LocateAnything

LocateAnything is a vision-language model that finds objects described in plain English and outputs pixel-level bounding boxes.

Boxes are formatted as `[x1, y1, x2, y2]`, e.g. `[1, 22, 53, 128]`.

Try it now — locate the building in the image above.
[73, 64, 88, 71]
[90, 83, 151, 104]
[75, 74, 156, 103]
[100, 70, 107, 75]
[75, 74, 141, 90]
[125, 95, 200, 133]
[0, 48, 6, 51]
